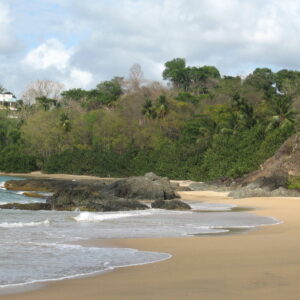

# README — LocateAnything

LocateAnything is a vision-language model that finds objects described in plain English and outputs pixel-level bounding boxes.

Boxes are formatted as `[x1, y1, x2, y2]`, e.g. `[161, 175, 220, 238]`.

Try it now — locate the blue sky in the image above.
[1, 0, 300, 97]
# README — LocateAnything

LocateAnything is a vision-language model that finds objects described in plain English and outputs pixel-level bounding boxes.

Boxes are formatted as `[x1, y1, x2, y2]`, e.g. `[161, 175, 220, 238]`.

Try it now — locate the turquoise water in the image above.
[0, 176, 46, 204]
[0, 176, 280, 291]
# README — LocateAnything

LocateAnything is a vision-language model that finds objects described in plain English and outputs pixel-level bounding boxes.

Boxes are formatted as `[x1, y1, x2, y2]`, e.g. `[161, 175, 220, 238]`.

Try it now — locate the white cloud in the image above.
[3, 0, 300, 96]
[68, 0, 300, 78]
[63, 68, 93, 89]
[22, 39, 72, 71]
[4, 38, 93, 95]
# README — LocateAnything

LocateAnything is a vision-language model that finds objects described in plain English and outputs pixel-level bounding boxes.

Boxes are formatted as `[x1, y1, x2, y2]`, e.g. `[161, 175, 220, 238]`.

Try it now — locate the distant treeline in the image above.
[0, 59, 298, 180]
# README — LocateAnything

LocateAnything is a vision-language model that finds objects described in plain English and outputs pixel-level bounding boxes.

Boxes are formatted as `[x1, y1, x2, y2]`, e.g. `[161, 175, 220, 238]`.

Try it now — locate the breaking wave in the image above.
[0, 219, 50, 228]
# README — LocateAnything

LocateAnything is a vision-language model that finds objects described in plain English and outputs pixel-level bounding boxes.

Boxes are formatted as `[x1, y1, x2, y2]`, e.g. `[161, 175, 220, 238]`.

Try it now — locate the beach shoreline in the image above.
[1, 173, 300, 299]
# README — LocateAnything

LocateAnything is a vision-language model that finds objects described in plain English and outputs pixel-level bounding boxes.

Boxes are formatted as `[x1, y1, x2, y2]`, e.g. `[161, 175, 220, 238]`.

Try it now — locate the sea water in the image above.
[0, 176, 280, 291]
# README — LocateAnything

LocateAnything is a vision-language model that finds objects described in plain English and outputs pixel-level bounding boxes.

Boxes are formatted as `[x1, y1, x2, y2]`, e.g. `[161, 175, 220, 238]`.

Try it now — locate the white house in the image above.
[0, 92, 17, 110]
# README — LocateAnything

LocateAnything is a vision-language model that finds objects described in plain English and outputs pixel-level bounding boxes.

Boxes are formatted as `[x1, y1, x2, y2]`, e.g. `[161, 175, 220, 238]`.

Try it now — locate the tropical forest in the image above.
[0, 58, 298, 181]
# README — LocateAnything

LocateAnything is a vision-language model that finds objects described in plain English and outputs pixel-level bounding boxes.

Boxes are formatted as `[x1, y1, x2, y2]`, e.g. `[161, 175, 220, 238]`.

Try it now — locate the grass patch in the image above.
[288, 176, 300, 189]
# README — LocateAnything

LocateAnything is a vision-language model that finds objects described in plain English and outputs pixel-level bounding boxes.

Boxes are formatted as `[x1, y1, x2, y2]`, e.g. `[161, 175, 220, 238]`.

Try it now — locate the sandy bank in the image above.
[0, 171, 119, 182]
[1, 176, 300, 299]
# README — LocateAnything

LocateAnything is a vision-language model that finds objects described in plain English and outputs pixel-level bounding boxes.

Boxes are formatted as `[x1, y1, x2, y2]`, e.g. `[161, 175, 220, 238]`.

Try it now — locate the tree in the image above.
[163, 58, 220, 94]
[162, 58, 187, 89]
[127, 64, 145, 91]
[142, 99, 157, 119]
[230, 93, 256, 129]
[22, 110, 73, 158]
[36, 96, 58, 111]
[0, 85, 6, 93]
[186, 66, 220, 94]
[96, 77, 123, 103]
[22, 80, 64, 105]
[81, 77, 124, 110]
[59, 112, 71, 132]
[61, 89, 88, 102]
[244, 68, 275, 99]
[275, 69, 300, 94]
[155, 95, 169, 118]
[266, 95, 298, 131]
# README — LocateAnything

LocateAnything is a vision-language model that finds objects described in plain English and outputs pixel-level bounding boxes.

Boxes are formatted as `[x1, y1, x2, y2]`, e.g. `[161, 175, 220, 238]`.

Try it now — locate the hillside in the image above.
[0, 60, 300, 181]
[242, 133, 300, 184]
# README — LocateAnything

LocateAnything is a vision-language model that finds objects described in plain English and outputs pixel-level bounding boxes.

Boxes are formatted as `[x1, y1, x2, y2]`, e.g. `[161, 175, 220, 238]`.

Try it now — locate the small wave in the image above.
[29, 242, 88, 250]
[0, 182, 6, 190]
[0, 219, 50, 229]
[0, 248, 171, 291]
[73, 210, 153, 222]
[189, 202, 236, 211]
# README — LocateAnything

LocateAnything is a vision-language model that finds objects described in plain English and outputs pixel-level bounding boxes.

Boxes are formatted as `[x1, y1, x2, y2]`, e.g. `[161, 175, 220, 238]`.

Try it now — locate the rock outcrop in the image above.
[102, 172, 179, 201]
[4, 173, 180, 211]
[48, 185, 148, 211]
[229, 175, 300, 198]
[241, 133, 300, 184]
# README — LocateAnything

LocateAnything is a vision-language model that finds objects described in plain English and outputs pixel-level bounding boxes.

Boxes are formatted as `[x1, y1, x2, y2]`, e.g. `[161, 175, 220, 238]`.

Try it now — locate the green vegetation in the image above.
[288, 176, 300, 189]
[1, 60, 300, 180]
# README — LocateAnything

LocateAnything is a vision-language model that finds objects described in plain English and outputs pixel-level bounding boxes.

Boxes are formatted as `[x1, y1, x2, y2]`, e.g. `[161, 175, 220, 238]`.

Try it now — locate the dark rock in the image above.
[5, 173, 178, 211]
[48, 183, 148, 211]
[243, 175, 288, 191]
[229, 174, 292, 199]
[229, 174, 291, 199]
[86, 199, 148, 212]
[102, 172, 179, 200]
[0, 203, 51, 210]
[151, 199, 191, 210]
[48, 184, 102, 209]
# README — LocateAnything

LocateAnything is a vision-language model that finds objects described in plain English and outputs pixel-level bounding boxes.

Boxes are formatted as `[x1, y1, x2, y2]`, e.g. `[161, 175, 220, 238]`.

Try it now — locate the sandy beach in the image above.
[1, 176, 300, 299]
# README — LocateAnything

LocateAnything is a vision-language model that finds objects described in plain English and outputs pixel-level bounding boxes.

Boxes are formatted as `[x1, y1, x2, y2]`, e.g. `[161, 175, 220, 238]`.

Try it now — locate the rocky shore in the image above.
[1, 173, 191, 211]
[2, 169, 300, 212]
[188, 174, 300, 199]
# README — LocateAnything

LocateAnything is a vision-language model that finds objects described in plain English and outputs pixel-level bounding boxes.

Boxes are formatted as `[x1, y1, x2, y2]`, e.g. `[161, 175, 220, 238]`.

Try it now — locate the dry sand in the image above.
[1, 176, 300, 299]
[0, 171, 119, 182]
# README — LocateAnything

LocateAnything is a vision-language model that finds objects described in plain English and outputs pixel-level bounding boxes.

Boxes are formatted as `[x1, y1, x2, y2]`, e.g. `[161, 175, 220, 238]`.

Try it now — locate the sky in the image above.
[1, 0, 300, 97]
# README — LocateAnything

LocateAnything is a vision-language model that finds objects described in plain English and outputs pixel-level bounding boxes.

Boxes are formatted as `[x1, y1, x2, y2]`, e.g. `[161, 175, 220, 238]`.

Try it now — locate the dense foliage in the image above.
[1, 60, 300, 180]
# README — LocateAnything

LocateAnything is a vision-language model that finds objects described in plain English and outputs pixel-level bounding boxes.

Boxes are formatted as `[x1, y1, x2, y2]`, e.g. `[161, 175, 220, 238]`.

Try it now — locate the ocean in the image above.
[0, 176, 280, 292]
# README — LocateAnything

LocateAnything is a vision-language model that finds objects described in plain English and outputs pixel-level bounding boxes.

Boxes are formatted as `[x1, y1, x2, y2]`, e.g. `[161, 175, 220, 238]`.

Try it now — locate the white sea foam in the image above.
[0, 219, 50, 228]
[0, 182, 6, 190]
[31, 242, 89, 250]
[189, 202, 237, 211]
[0, 247, 171, 291]
[73, 211, 153, 222]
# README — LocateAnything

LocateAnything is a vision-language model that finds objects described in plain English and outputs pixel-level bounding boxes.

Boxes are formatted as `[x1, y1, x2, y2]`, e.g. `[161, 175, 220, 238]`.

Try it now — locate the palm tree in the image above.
[155, 95, 169, 119]
[142, 99, 156, 120]
[231, 93, 256, 129]
[59, 113, 71, 132]
[266, 95, 298, 131]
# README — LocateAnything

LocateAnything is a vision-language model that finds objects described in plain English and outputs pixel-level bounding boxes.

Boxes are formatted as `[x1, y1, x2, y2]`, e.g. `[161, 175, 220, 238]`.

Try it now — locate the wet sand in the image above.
[1, 176, 300, 299]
